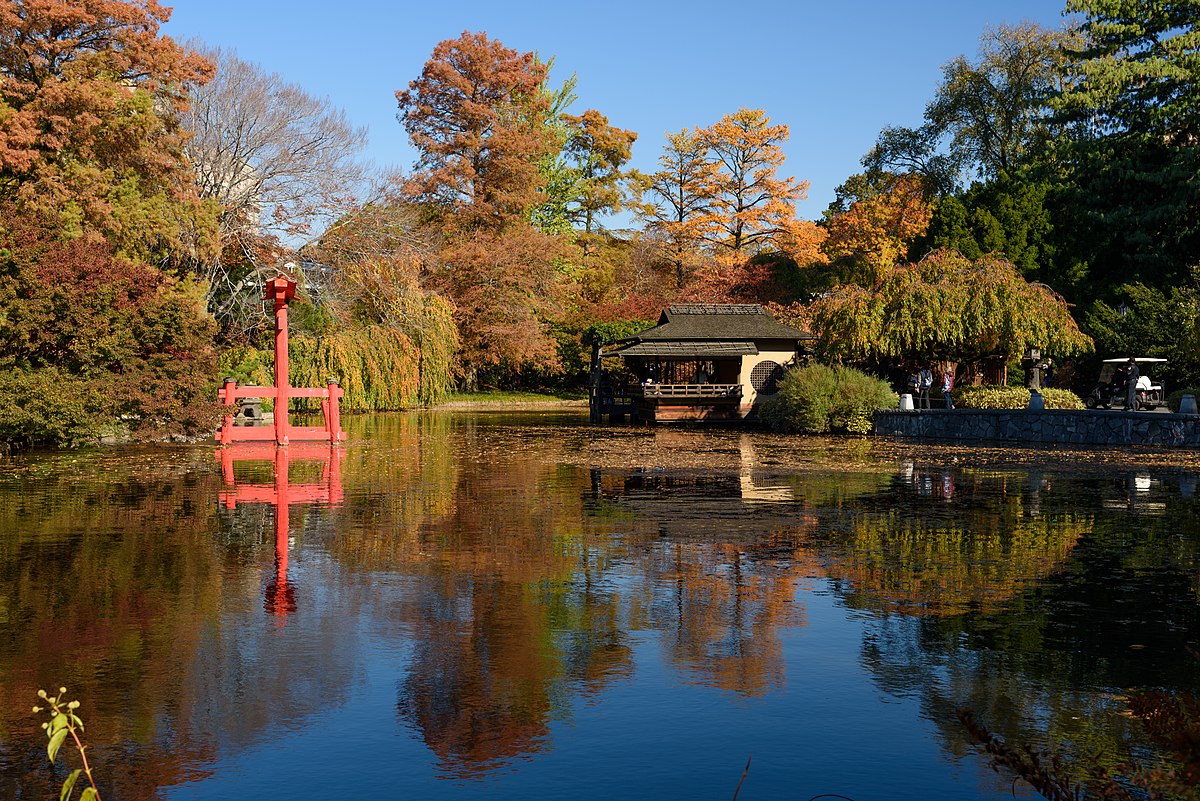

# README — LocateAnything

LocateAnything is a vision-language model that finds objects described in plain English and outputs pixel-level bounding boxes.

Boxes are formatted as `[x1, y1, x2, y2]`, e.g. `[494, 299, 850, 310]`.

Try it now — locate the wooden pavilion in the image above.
[589, 304, 813, 424]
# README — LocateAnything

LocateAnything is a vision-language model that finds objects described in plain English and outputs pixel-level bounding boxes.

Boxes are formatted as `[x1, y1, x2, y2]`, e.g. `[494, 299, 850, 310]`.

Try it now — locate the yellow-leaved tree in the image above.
[700, 108, 814, 258]
[822, 172, 935, 286]
[635, 128, 719, 287]
[806, 249, 1092, 370]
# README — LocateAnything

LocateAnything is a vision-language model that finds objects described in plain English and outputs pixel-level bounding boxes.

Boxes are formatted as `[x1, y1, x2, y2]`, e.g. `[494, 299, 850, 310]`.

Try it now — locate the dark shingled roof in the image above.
[621, 304, 812, 343]
[606, 341, 759, 358]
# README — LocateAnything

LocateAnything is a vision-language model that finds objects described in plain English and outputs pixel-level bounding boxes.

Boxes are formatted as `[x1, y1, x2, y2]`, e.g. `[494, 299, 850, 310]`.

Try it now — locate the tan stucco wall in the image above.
[739, 345, 800, 412]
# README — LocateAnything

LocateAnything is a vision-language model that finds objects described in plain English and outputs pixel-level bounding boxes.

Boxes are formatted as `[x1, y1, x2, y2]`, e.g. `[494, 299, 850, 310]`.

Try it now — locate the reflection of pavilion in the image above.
[587, 445, 807, 541]
[217, 443, 344, 619]
[738, 437, 796, 504]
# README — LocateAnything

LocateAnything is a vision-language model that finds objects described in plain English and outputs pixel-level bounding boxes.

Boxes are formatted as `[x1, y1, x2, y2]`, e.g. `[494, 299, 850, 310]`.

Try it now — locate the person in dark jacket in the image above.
[1126, 358, 1140, 410]
[918, 367, 933, 409]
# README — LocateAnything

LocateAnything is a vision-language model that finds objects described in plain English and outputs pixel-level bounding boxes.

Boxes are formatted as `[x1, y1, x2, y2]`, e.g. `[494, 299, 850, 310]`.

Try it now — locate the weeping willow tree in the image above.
[290, 327, 420, 411]
[807, 249, 1092, 369]
[289, 204, 460, 408]
[220, 293, 457, 411]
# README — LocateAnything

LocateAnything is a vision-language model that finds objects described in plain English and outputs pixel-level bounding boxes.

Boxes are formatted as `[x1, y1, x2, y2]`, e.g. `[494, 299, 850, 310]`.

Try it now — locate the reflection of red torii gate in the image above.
[218, 442, 344, 620]
[216, 276, 345, 445]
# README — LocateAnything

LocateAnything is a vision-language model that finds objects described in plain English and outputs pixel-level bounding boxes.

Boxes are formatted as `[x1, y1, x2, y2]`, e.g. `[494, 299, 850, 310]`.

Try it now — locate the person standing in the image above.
[942, 368, 955, 409]
[918, 366, 933, 409]
[1126, 358, 1140, 411]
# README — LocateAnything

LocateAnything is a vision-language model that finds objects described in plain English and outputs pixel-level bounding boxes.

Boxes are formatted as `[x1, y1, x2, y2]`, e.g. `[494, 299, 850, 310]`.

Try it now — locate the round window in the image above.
[750, 361, 785, 395]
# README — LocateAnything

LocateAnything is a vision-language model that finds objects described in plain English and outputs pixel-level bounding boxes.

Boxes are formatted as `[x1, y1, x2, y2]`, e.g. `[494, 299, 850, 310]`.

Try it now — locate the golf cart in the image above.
[1084, 358, 1166, 410]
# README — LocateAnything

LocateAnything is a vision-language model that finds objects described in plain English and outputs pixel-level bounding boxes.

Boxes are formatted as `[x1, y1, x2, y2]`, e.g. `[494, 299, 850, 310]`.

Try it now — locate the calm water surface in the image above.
[2, 411, 1199, 800]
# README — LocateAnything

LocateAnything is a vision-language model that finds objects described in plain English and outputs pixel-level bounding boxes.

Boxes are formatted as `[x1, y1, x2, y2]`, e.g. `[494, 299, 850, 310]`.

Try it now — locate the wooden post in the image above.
[274, 444, 290, 576]
[589, 341, 602, 424]
[273, 287, 289, 445]
[218, 378, 237, 444]
[265, 277, 296, 446]
[325, 378, 344, 442]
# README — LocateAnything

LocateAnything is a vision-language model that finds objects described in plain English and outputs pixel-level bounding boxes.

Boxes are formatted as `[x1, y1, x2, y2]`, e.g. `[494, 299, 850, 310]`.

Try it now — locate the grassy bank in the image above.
[435, 390, 587, 408]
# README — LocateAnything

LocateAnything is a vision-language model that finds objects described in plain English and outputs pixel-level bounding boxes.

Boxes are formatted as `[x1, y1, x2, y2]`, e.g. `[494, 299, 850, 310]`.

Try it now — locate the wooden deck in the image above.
[591, 380, 748, 424]
[630, 384, 744, 423]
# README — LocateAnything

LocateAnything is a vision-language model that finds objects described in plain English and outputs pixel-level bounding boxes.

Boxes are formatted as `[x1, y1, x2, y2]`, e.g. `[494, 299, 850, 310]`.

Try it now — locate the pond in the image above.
[1, 411, 1199, 800]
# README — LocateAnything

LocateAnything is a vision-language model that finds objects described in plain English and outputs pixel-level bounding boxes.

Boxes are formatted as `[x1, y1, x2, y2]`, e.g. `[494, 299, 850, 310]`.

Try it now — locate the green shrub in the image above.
[761, 363, 897, 434]
[1167, 388, 1200, 412]
[954, 384, 1085, 410]
[1040, 388, 1087, 410]
[0, 216, 220, 446]
[0, 369, 115, 449]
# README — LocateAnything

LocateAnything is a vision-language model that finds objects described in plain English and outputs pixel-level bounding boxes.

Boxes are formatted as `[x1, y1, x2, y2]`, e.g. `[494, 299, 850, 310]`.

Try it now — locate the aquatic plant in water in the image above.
[32, 687, 102, 801]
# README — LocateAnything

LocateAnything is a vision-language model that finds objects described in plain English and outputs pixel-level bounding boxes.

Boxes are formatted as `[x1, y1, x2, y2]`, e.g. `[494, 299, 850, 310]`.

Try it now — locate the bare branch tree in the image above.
[180, 43, 370, 338]
[183, 43, 369, 243]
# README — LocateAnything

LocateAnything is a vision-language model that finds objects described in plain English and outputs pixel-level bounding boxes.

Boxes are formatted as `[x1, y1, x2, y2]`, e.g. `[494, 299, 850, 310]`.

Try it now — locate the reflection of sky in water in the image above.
[2, 414, 1199, 800]
[170, 578, 993, 801]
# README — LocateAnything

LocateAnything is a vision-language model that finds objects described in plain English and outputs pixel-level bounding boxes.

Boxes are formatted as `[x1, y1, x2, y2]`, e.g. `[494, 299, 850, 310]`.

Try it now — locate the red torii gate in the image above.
[216, 275, 346, 445]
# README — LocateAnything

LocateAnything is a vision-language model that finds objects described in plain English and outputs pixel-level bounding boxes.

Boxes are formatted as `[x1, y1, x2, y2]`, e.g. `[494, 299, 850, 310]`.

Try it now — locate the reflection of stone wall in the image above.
[876, 409, 1200, 447]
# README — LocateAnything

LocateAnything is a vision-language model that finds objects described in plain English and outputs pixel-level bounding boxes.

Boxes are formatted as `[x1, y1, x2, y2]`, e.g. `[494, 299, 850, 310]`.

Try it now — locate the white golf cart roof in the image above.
[1101, 357, 1167, 364]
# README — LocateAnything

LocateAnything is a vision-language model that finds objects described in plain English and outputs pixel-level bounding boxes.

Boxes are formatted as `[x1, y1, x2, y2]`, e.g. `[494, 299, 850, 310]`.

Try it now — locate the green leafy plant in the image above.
[954, 385, 1085, 410]
[0, 370, 115, 450]
[761, 363, 897, 434]
[32, 686, 102, 801]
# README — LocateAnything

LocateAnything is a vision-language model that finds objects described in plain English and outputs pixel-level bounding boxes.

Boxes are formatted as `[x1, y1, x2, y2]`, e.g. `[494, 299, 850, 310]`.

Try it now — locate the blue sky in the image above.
[164, 0, 1072, 223]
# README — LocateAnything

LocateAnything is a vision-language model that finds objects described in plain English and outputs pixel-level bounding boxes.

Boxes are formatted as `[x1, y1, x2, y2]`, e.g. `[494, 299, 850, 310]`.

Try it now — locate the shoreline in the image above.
[429, 398, 588, 411]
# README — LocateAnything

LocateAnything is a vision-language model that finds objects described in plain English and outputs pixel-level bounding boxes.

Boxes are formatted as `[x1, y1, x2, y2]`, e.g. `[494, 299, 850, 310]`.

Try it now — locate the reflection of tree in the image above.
[0, 450, 358, 801]
[818, 511, 1088, 616]
[399, 579, 555, 777]
[0, 454, 227, 800]
[638, 538, 807, 696]
[804, 468, 1090, 616]
[375, 426, 831, 773]
[389, 419, 637, 777]
[836, 472, 1200, 790]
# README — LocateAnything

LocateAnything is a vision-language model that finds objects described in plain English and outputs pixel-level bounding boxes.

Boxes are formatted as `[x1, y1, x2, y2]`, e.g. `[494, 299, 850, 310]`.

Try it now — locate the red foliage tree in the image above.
[434, 227, 569, 379]
[396, 31, 556, 233]
[0, 207, 218, 443]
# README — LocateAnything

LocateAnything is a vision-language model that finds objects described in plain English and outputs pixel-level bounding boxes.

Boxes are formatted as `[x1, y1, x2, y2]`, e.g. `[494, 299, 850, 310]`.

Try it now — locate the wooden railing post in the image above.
[218, 378, 237, 444]
[326, 378, 343, 442]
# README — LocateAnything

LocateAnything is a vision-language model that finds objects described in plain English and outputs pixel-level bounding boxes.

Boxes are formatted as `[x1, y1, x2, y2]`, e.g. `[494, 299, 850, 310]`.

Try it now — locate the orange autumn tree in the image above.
[636, 111, 825, 300]
[397, 30, 555, 234]
[396, 31, 568, 382]
[700, 108, 811, 258]
[635, 127, 719, 287]
[823, 172, 935, 285]
[0, 0, 216, 266]
[686, 108, 825, 302]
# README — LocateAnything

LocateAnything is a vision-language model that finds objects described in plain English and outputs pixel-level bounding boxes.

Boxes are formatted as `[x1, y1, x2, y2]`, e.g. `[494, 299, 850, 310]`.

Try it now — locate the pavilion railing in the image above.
[632, 383, 742, 399]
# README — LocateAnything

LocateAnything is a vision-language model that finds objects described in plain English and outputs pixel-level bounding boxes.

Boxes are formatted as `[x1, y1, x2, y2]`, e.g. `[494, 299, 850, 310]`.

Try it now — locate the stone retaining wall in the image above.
[874, 408, 1200, 447]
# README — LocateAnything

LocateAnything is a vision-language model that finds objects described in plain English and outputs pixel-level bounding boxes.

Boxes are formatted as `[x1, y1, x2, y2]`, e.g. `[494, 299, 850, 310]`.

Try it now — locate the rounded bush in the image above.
[761, 364, 898, 434]
[954, 385, 1084, 410]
